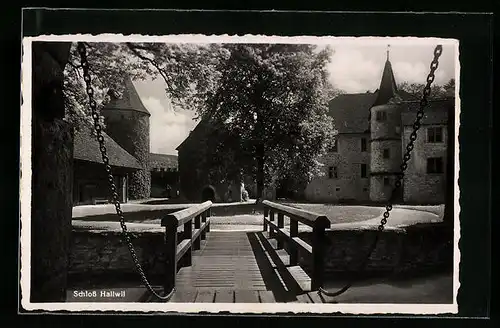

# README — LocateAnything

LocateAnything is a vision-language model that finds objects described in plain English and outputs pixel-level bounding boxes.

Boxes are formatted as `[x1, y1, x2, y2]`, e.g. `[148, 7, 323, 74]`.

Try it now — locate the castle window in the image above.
[330, 139, 338, 152]
[395, 125, 401, 135]
[376, 110, 387, 122]
[361, 164, 367, 178]
[427, 157, 444, 174]
[335, 187, 341, 192]
[363, 187, 368, 192]
[427, 127, 443, 143]
[361, 138, 367, 152]
[328, 166, 338, 179]
[383, 148, 390, 159]
[383, 177, 390, 186]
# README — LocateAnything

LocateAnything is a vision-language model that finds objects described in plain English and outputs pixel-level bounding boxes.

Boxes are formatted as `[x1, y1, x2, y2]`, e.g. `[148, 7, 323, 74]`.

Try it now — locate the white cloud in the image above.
[327, 48, 382, 93]
[327, 45, 455, 93]
[141, 96, 198, 155]
[392, 61, 448, 86]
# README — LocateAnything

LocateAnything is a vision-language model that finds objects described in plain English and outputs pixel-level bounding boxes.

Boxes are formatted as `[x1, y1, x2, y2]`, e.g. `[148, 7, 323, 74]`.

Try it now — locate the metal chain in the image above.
[319, 45, 443, 297]
[77, 42, 174, 301]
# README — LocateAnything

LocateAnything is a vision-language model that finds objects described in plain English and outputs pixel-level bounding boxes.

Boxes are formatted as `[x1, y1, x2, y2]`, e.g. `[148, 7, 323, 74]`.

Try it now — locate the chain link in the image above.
[77, 42, 443, 301]
[319, 45, 443, 297]
[77, 42, 174, 302]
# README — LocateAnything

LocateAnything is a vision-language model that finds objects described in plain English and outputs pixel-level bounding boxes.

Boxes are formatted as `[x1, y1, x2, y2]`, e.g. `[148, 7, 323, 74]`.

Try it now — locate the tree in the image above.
[201, 44, 336, 200]
[66, 42, 337, 201]
[397, 78, 455, 99]
[63, 42, 228, 130]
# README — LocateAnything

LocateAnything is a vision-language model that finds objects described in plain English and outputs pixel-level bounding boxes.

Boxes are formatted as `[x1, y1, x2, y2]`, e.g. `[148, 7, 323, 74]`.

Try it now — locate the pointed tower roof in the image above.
[373, 46, 399, 106]
[103, 76, 151, 116]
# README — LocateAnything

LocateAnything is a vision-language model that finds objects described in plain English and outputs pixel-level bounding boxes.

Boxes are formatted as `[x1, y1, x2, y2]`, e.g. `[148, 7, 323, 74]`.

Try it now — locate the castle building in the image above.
[305, 51, 454, 204]
[72, 77, 179, 205]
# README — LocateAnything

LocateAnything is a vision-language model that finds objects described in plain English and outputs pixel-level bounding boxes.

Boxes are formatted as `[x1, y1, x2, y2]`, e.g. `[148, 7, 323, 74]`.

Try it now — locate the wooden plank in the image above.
[296, 294, 312, 303]
[214, 290, 234, 303]
[176, 239, 191, 262]
[292, 237, 312, 255]
[169, 290, 198, 303]
[195, 290, 215, 303]
[287, 266, 311, 292]
[162, 201, 212, 227]
[258, 291, 276, 303]
[307, 291, 324, 304]
[262, 201, 331, 229]
[234, 290, 260, 303]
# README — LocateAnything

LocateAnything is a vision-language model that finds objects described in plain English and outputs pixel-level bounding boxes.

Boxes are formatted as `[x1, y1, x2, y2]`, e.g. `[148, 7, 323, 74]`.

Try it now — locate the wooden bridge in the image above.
[68, 200, 338, 303]
[144, 200, 333, 303]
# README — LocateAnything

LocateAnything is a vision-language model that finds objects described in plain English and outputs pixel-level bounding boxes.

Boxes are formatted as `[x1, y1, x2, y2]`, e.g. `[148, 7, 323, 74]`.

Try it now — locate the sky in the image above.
[133, 42, 457, 156]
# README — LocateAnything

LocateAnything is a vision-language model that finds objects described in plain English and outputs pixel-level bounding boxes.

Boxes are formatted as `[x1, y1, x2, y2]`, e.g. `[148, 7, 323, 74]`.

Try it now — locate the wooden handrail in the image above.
[262, 200, 331, 229]
[161, 201, 212, 227]
[262, 201, 331, 290]
[162, 201, 212, 293]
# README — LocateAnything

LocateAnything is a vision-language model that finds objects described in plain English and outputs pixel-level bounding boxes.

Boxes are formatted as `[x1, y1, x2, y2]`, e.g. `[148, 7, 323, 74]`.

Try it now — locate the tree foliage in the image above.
[397, 78, 455, 99]
[64, 42, 337, 199]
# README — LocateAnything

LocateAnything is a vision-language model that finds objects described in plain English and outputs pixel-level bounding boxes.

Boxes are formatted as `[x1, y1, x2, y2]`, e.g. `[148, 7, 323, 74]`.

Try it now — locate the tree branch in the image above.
[125, 42, 176, 95]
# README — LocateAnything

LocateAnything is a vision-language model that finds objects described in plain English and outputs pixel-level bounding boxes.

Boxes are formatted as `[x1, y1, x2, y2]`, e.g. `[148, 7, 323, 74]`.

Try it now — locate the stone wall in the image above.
[305, 133, 370, 202]
[295, 223, 453, 278]
[31, 118, 74, 301]
[68, 222, 453, 286]
[68, 230, 167, 286]
[402, 124, 448, 204]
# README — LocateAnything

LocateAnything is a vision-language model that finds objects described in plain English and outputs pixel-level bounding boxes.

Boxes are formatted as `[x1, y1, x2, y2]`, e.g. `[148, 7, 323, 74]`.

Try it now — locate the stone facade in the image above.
[304, 55, 452, 205]
[402, 124, 448, 204]
[102, 109, 151, 200]
[305, 133, 370, 202]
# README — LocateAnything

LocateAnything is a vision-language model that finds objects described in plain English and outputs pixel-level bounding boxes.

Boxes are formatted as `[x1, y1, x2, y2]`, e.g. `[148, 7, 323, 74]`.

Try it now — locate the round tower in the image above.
[369, 102, 403, 202]
[101, 77, 151, 200]
[369, 47, 403, 203]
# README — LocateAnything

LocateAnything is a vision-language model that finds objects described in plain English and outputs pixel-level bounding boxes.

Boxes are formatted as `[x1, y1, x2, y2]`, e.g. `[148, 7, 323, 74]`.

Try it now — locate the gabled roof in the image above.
[149, 153, 178, 169]
[73, 123, 142, 169]
[400, 97, 454, 126]
[327, 92, 377, 133]
[102, 76, 151, 116]
[176, 119, 212, 151]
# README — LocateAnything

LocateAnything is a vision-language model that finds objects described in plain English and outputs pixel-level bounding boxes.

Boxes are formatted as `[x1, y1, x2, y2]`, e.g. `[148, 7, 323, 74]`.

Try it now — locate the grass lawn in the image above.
[283, 203, 384, 224]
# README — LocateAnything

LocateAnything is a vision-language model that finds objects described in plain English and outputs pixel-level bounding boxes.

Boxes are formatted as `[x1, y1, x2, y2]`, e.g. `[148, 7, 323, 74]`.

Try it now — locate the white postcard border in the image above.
[20, 34, 461, 315]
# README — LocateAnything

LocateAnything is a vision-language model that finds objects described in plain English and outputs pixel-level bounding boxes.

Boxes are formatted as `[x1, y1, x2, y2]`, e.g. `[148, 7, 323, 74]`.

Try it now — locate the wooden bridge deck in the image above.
[144, 230, 315, 303]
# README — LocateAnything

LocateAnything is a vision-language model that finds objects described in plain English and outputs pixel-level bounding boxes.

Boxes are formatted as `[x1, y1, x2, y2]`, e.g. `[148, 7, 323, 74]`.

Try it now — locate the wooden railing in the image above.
[161, 200, 212, 292]
[262, 200, 331, 290]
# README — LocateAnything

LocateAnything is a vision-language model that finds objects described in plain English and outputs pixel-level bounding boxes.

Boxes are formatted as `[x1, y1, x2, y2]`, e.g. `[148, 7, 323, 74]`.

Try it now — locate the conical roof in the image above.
[373, 53, 398, 106]
[103, 76, 151, 116]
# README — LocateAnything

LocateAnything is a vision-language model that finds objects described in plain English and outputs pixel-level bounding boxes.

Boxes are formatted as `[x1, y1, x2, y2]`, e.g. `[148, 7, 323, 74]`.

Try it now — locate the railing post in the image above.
[269, 210, 275, 238]
[206, 207, 211, 232]
[201, 211, 207, 240]
[289, 219, 299, 266]
[311, 222, 327, 290]
[263, 207, 269, 232]
[194, 214, 201, 250]
[181, 219, 193, 267]
[277, 213, 284, 249]
[163, 217, 178, 293]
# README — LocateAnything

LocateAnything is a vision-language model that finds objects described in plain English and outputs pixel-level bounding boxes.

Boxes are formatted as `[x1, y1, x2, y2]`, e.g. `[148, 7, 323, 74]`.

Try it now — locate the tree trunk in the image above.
[256, 143, 265, 202]
[30, 41, 72, 302]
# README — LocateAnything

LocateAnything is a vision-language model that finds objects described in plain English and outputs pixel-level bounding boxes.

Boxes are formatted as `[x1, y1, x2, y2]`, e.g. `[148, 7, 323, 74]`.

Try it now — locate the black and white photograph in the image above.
[20, 33, 460, 314]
